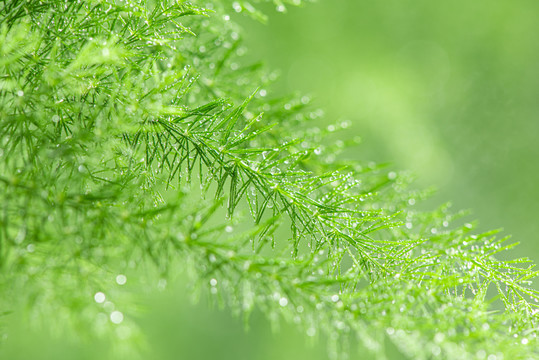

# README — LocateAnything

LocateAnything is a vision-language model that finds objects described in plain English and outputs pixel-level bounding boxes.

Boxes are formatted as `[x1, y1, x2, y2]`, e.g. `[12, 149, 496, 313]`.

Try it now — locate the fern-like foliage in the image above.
[0, 1, 537, 359]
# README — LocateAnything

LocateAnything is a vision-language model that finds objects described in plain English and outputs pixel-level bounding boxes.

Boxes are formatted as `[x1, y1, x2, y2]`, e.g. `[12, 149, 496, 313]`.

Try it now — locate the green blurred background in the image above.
[237, 0, 539, 266]
[3, 1, 538, 359]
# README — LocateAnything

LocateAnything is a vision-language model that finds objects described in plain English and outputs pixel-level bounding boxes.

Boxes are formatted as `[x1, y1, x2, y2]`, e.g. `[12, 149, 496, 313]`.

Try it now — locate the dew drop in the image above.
[270, 167, 281, 175]
[94, 292, 106, 303]
[110, 311, 124, 324]
[116, 274, 127, 285]
[103, 301, 115, 312]
[434, 333, 445, 343]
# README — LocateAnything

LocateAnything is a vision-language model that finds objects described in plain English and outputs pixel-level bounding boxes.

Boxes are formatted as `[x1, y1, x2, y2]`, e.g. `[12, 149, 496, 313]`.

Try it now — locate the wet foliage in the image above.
[0, 1, 537, 359]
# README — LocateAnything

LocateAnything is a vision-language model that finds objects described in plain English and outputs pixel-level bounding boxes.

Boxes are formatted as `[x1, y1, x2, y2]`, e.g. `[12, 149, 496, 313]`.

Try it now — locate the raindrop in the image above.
[116, 274, 127, 285]
[94, 292, 106, 303]
[279, 297, 288, 307]
[103, 301, 115, 312]
[270, 167, 281, 175]
[110, 311, 124, 324]
[340, 120, 351, 128]
[232, 2, 241, 12]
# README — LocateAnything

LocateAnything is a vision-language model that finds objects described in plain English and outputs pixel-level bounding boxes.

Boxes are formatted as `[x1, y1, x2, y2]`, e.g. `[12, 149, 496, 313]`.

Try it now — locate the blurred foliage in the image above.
[236, 0, 539, 265]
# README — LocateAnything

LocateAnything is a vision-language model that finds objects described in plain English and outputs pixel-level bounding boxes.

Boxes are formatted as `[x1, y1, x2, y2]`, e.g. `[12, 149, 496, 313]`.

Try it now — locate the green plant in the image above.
[0, 0, 537, 359]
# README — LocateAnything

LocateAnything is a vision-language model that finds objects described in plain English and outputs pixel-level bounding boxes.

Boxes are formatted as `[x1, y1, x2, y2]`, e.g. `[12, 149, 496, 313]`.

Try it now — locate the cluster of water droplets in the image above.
[93, 274, 128, 328]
